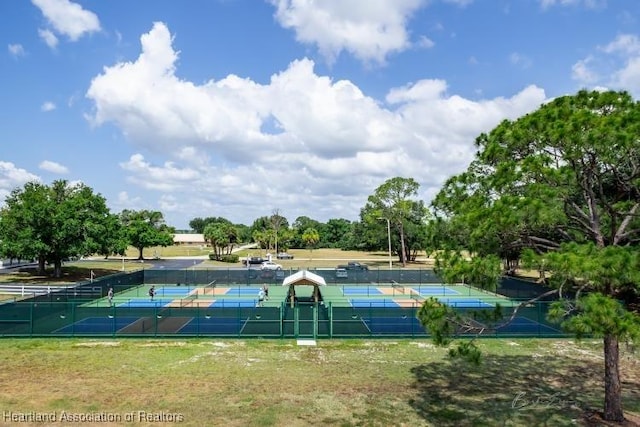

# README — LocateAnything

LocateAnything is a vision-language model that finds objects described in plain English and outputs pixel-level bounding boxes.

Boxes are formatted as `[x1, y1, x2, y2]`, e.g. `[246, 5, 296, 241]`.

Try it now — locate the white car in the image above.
[261, 261, 282, 271]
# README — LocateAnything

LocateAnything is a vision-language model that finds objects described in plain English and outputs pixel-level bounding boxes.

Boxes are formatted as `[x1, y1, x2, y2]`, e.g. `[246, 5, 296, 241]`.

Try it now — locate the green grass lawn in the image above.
[0, 339, 638, 426]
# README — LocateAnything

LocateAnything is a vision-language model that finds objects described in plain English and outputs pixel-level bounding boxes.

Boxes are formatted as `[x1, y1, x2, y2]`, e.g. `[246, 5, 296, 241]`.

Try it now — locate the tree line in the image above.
[187, 177, 431, 268]
[0, 178, 429, 274]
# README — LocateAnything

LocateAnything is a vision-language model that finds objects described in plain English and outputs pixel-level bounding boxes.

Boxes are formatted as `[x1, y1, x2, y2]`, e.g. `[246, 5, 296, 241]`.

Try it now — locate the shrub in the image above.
[213, 254, 238, 263]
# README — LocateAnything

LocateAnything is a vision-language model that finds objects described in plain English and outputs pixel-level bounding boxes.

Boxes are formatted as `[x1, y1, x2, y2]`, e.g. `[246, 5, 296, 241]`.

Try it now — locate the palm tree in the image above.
[301, 227, 320, 262]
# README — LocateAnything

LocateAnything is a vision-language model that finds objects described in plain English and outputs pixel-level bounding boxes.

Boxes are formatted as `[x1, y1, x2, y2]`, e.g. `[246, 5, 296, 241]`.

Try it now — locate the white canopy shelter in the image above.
[282, 270, 326, 307]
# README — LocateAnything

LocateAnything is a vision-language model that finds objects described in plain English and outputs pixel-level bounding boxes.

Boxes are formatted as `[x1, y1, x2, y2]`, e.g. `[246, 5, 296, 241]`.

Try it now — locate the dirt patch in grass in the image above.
[137, 341, 188, 348]
[73, 341, 121, 348]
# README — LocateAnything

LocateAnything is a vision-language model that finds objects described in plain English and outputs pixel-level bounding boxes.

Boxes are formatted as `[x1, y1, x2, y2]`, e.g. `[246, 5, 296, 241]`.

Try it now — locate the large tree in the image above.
[0, 180, 115, 277]
[269, 209, 288, 254]
[250, 216, 273, 250]
[188, 217, 208, 234]
[95, 213, 128, 259]
[425, 90, 640, 422]
[291, 216, 323, 248]
[323, 218, 352, 248]
[364, 177, 421, 266]
[203, 220, 238, 260]
[120, 209, 174, 260]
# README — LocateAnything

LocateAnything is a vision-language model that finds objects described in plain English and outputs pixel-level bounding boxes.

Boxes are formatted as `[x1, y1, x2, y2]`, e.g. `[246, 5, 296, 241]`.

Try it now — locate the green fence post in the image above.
[279, 302, 284, 338]
[329, 302, 333, 338]
[72, 303, 76, 337]
[154, 305, 158, 337]
[111, 305, 116, 338]
[29, 302, 34, 337]
[313, 304, 318, 339]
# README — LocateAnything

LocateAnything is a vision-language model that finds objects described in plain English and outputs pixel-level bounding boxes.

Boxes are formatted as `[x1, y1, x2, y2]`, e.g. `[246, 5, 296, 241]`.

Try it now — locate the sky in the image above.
[1, 0, 639, 230]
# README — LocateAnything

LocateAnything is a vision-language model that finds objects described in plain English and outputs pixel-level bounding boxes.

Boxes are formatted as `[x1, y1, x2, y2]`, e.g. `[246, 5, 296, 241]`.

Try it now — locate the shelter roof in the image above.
[282, 270, 327, 287]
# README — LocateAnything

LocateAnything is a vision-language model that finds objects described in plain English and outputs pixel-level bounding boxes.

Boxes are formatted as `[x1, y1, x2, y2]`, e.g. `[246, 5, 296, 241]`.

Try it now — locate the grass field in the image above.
[0, 338, 638, 426]
[0, 248, 434, 286]
[134, 246, 436, 270]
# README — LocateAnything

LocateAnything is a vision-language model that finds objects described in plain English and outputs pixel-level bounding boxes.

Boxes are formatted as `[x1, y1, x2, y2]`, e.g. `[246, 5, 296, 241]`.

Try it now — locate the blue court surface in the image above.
[222, 287, 263, 296]
[210, 298, 258, 307]
[152, 287, 194, 297]
[342, 287, 383, 296]
[362, 316, 426, 335]
[495, 316, 563, 335]
[360, 315, 560, 336]
[350, 299, 400, 308]
[54, 316, 253, 334]
[117, 298, 174, 308]
[439, 298, 494, 308]
[178, 317, 248, 334]
[411, 287, 459, 296]
[54, 316, 140, 334]
[52, 314, 560, 336]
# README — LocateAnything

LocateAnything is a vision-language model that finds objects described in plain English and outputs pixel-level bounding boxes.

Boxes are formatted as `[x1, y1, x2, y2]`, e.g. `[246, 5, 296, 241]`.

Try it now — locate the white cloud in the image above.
[86, 22, 547, 225]
[158, 194, 179, 212]
[443, 0, 474, 6]
[601, 34, 640, 55]
[510, 52, 532, 69]
[41, 101, 56, 112]
[270, 0, 425, 64]
[0, 162, 41, 204]
[417, 36, 435, 49]
[611, 57, 640, 92]
[571, 56, 598, 83]
[110, 191, 144, 213]
[38, 28, 58, 48]
[39, 160, 69, 174]
[120, 154, 200, 192]
[32, 0, 100, 42]
[572, 34, 640, 96]
[540, 0, 606, 9]
[8, 44, 25, 57]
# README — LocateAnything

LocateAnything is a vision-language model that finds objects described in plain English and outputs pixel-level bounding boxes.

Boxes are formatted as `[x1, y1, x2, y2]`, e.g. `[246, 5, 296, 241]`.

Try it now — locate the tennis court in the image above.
[0, 270, 566, 337]
[331, 283, 561, 336]
[55, 315, 258, 335]
[338, 283, 507, 309]
[89, 285, 266, 309]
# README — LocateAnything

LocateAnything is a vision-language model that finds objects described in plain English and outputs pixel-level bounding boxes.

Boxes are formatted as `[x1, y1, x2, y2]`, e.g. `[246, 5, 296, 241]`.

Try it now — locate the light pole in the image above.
[378, 217, 392, 270]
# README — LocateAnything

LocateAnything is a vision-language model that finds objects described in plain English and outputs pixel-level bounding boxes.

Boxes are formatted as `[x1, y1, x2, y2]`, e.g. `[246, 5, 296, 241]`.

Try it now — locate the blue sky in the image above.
[1, 0, 639, 229]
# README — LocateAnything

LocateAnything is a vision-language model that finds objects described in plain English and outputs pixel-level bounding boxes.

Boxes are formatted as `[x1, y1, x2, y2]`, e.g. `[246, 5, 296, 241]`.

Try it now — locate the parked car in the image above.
[335, 268, 348, 278]
[261, 261, 282, 271]
[243, 256, 265, 266]
[336, 262, 369, 271]
[277, 252, 294, 260]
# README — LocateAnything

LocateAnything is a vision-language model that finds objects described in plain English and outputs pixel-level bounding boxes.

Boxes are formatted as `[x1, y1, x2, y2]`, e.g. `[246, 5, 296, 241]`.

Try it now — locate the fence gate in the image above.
[281, 303, 329, 338]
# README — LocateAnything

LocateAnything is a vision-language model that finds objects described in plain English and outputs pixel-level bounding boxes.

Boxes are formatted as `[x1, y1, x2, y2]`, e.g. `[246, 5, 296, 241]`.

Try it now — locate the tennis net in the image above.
[409, 288, 424, 305]
[181, 292, 199, 307]
[202, 280, 216, 295]
[391, 281, 405, 295]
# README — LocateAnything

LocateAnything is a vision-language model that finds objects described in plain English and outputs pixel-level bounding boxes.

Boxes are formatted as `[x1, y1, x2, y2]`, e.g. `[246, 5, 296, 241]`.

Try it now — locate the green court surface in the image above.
[84, 283, 516, 310]
[2, 280, 562, 337]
